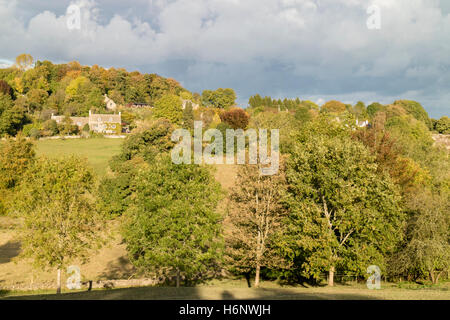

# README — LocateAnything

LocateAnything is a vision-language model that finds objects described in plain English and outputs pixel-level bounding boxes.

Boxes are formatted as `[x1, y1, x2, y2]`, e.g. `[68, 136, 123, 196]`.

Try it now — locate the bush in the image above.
[435, 116, 450, 134]
[321, 100, 347, 114]
[219, 108, 250, 129]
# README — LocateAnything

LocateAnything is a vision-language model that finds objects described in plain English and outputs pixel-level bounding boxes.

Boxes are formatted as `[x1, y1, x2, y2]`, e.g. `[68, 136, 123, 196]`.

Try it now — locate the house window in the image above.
[109, 117, 113, 122]
[98, 118, 101, 122]
[112, 125, 116, 129]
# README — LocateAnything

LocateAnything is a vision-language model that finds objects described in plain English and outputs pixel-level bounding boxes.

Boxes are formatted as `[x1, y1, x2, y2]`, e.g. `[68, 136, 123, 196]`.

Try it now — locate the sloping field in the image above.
[35, 138, 123, 177]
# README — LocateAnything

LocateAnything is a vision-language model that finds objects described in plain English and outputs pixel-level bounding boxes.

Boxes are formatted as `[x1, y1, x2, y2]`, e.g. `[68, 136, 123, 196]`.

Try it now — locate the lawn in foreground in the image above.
[3, 282, 449, 300]
[36, 138, 123, 177]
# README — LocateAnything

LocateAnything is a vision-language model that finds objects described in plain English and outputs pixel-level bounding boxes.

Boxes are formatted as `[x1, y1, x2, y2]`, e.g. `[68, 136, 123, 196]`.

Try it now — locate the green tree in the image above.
[182, 101, 194, 130]
[100, 119, 175, 218]
[202, 88, 236, 109]
[122, 155, 223, 286]
[0, 105, 29, 137]
[153, 94, 183, 124]
[367, 102, 385, 118]
[321, 100, 347, 114]
[390, 191, 449, 284]
[393, 100, 432, 129]
[285, 131, 404, 286]
[0, 135, 35, 214]
[435, 116, 450, 134]
[13, 157, 106, 293]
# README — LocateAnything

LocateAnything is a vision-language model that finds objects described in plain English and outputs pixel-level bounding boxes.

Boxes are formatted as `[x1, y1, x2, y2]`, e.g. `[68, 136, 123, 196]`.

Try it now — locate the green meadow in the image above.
[35, 138, 124, 177]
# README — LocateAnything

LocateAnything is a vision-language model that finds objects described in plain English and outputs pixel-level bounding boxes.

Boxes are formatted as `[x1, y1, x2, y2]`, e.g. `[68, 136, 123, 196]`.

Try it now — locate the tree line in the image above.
[1, 93, 448, 292]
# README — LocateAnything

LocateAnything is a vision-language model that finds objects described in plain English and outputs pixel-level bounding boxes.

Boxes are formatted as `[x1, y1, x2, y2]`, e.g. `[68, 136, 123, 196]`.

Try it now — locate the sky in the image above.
[0, 0, 449, 117]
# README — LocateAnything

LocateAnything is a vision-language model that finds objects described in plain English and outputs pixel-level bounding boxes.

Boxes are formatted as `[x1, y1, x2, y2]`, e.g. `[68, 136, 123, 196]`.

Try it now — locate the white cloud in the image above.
[0, 0, 448, 116]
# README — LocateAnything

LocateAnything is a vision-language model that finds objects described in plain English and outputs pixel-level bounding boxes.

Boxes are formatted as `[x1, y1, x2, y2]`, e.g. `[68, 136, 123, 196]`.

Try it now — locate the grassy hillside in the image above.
[35, 138, 123, 176]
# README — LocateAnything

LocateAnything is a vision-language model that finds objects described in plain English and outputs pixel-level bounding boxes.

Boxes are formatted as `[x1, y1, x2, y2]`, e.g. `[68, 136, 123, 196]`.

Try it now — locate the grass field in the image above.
[2, 280, 449, 300]
[35, 138, 124, 176]
[3, 138, 448, 301]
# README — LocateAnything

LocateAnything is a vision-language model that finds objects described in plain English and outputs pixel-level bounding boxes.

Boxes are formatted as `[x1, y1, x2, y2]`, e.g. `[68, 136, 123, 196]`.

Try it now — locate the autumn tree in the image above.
[285, 129, 404, 286]
[321, 100, 347, 114]
[15, 54, 34, 71]
[0, 80, 12, 98]
[13, 157, 106, 293]
[122, 155, 223, 287]
[219, 107, 250, 129]
[225, 162, 288, 287]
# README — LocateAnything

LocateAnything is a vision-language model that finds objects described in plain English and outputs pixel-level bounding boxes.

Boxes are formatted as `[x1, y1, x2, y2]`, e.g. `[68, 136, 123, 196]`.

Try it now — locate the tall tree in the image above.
[13, 157, 106, 293]
[225, 162, 288, 287]
[153, 94, 183, 124]
[15, 54, 34, 71]
[182, 101, 194, 130]
[122, 155, 223, 287]
[390, 191, 449, 284]
[285, 133, 404, 286]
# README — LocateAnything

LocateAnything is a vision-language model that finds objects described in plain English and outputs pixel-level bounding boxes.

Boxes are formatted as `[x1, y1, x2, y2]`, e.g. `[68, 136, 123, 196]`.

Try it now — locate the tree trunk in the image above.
[56, 268, 62, 294]
[328, 266, 335, 287]
[176, 269, 181, 288]
[429, 271, 435, 284]
[254, 263, 261, 288]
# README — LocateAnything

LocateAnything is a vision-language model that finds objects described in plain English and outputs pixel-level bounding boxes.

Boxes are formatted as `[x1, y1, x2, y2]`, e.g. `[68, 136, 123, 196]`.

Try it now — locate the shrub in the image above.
[219, 108, 250, 129]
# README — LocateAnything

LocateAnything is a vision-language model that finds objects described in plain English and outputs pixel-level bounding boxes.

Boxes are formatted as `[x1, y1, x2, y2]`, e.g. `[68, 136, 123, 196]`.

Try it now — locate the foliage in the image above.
[0, 56, 187, 136]
[15, 54, 34, 71]
[390, 191, 449, 284]
[122, 155, 223, 285]
[0, 104, 29, 137]
[392, 100, 432, 129]
[385, 115, 434, 164]
[0, 80, 13, 98]
[367, 102, 385, 118]
[182, 101, 194, 130]
[434, 116, 450, 134]
[100, 119, 175, 217]
[284, 130, 404, 284]
[153, 94, 183, 124]
[225, 162, 289, 287]
[12, 156, 106, 291]
[219, 108, 250, 129]
[202, 88, 236, 109]
[321, 100, 347, 114]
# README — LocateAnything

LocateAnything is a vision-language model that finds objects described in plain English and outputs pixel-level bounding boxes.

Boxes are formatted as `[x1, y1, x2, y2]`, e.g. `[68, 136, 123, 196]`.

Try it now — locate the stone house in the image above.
[51, 111, 122, 134]
[104, 94, 117, 111]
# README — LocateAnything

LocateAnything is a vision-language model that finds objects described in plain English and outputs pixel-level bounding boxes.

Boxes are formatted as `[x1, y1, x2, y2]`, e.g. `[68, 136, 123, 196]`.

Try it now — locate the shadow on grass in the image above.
[0, 241, 21, 264]
[3, 286, 380, 301]
[0, 290, 10, 298]
[98, 256, 136, 280]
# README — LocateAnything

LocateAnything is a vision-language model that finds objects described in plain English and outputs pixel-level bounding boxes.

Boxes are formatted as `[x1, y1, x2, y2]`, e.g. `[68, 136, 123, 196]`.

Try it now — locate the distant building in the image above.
[182, 99, 200, 110]
[104, 94, 117, 111]
[51, 111, 122, 134]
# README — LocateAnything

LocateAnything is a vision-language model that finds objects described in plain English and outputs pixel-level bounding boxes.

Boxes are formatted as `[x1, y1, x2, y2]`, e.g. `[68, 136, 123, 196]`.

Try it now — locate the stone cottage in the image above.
[51, 111, 122, 134]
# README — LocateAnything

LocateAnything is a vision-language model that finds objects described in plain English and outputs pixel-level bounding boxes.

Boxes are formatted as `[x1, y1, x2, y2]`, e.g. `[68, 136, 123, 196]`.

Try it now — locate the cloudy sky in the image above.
[0, 0, 449, 117]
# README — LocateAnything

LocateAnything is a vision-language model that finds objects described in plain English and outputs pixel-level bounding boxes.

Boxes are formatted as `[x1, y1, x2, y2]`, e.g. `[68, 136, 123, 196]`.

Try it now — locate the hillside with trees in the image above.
[0, 57, 449, 294]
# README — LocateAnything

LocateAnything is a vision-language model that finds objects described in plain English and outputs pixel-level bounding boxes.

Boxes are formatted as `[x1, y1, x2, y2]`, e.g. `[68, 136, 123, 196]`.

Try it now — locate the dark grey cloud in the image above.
[0, 0, 448, 117]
